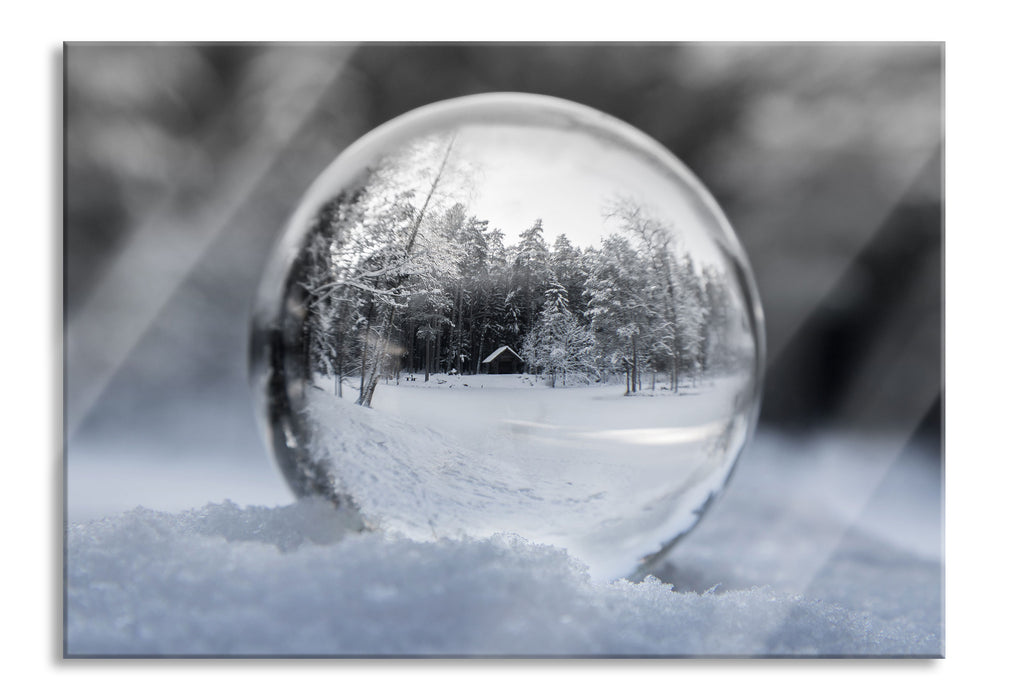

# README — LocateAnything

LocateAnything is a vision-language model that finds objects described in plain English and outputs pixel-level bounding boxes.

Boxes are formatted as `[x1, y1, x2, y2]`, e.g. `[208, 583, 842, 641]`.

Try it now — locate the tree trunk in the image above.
[475, 330, 485, 375]
[359, 309, 371, 396]
[466, 301, 477, 374]
[334, 330, 344, 398]
[434, 332, 442, 376]
[424, 337, 431, 382]
[359, 355, 383, 407]
[631, 336, 638, 394]
[454, 287, 464, 373]
[358, 317, 395, 407]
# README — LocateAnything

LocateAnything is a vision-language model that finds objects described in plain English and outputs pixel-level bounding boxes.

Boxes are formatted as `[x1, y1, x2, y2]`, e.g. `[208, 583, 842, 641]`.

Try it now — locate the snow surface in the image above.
[307, 374, 751, 581]
[65, 424, 942, 657]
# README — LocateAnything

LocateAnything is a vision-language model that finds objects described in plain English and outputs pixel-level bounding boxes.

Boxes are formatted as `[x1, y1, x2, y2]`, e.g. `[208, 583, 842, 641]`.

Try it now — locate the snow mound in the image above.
[66, 499, 938, 657]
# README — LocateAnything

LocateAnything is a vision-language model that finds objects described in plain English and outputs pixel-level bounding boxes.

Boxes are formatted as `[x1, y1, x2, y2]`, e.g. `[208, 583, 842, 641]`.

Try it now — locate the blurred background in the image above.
[65, 43, 942, 525]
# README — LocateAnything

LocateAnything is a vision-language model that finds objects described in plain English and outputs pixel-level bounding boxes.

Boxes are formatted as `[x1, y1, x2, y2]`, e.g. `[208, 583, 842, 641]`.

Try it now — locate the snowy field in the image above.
[307, 373, 751, 581]
[65, 382, 942, 655]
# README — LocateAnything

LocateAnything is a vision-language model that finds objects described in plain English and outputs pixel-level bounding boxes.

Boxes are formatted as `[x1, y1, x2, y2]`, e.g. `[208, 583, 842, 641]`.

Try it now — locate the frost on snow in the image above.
[65, 430, 942, 657]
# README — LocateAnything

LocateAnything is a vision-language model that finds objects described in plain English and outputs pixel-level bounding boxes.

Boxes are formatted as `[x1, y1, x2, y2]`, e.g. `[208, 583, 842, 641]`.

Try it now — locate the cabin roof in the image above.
[481, 345, 523, 363]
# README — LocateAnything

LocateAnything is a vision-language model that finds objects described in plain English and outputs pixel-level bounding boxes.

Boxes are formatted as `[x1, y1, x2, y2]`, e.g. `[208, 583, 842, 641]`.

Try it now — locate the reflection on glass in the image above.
[251, 94, 764, 581]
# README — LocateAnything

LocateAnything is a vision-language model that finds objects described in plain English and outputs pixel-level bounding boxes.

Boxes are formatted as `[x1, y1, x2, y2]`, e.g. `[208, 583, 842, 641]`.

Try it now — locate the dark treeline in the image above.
[299, 137, 745, 407]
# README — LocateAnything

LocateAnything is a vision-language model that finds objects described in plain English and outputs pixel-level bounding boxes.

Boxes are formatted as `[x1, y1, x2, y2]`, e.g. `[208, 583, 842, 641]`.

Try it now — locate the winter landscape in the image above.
[63, 45, 945, 659]
[277, 123, 760, 579]
[307, 372, 750, 580]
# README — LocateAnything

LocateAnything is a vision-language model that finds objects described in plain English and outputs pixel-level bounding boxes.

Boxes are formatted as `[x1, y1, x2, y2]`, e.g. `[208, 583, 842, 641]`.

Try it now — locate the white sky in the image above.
[451, 124, 723, 262]
[459, 126, 616, 247]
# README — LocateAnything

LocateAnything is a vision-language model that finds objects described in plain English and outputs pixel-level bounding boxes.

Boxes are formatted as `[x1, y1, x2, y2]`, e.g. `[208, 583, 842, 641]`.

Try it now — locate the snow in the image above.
[65, 421, 942, 657]
[306, 374, 751, 581]
[481, 345, 522, 363]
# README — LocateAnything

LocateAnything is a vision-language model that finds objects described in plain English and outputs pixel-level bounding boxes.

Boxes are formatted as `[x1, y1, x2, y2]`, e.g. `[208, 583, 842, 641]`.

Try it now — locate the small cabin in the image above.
[481, 345, 524, 374]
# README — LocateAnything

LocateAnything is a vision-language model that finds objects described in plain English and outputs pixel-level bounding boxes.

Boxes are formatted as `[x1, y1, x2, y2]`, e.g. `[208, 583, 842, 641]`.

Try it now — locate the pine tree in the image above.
[521, 281, 596, 387]
[513, 219, 550, 332]
[585, 235, 650, 393]
[550, 233, 589, 321]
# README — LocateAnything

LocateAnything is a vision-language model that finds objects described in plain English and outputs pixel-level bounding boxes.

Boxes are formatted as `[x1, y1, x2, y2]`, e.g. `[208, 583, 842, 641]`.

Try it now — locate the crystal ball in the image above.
[250, 93, 764, 581]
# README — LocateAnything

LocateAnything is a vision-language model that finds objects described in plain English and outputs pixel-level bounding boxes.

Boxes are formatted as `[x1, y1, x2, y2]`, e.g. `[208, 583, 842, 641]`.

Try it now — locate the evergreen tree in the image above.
[299, 158, 732, 402]
[550, 233, 589, 321]
[585, 235, 650, 393]
[513, 219, 550, 331]
[521, 281, 596, 387]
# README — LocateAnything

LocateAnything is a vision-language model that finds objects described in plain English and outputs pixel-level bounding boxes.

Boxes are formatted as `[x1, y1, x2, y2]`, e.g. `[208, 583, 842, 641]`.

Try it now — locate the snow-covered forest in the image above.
[298, 132, 750, 407]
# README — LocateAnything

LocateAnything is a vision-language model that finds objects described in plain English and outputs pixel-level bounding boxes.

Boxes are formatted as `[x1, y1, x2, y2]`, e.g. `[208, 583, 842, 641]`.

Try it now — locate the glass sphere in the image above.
[250, 93, 765, 581]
